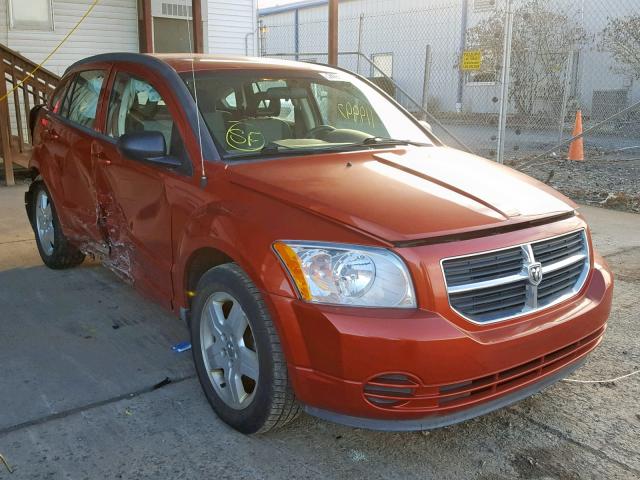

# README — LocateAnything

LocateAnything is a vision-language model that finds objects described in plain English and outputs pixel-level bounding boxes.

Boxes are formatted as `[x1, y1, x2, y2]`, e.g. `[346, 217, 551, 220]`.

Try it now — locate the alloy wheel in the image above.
[35, 189, 55, 256]
[200, 291, 259, 409]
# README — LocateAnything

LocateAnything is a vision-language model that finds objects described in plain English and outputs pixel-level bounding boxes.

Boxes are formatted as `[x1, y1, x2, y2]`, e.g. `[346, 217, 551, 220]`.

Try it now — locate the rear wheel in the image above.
[190, 263, 300, 434]
[30, 182, 85, 269]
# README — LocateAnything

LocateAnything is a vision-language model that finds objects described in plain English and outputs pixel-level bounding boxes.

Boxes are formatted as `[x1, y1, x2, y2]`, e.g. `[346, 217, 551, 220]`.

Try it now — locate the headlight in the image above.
[273, 241, 416, 308]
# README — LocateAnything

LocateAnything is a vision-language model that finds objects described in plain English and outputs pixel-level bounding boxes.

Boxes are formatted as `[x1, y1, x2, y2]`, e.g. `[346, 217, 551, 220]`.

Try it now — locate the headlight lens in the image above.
[273, 242, 416, 308]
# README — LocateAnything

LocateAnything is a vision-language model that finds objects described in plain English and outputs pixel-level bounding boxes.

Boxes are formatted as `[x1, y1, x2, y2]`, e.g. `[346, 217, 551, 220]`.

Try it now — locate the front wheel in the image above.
[190, 263, 300, 434]
[29, 182, 85, 269]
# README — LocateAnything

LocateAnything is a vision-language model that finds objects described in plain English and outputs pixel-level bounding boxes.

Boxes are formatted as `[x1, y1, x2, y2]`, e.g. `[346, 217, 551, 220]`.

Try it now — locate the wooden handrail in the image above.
[1, 43, 60, 185]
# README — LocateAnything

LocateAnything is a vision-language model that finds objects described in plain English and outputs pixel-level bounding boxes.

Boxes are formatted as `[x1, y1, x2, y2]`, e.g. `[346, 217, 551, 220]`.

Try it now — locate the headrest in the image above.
[248, 92, 280, 117]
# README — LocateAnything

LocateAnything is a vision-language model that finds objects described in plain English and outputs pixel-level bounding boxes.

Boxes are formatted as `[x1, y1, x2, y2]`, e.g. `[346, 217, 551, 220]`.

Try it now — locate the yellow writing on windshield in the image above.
[337, 102, 376, 128]
[225, 121, 265, 152]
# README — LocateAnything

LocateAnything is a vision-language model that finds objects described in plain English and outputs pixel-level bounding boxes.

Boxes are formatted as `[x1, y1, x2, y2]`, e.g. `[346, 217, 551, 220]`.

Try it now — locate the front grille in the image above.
[361, 326, 605, 413]
[442, 230, 589, 324]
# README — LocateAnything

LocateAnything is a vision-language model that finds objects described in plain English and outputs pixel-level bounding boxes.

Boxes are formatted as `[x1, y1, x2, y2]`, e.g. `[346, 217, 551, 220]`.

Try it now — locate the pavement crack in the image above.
[507, 408, 640, 476]
[0, 374, 196, 438]
[0, 238, 33, 246]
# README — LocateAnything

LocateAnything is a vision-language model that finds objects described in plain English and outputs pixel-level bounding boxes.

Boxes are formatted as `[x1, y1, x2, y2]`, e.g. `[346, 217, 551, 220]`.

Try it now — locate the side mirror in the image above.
[419, 120, 433, 133]
[117, 131, 182, 168]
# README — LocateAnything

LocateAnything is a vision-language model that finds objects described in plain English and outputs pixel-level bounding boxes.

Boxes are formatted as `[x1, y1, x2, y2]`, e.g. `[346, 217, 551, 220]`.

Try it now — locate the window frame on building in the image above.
[8, 0, 54, 31]
[371, 53, 394, 79]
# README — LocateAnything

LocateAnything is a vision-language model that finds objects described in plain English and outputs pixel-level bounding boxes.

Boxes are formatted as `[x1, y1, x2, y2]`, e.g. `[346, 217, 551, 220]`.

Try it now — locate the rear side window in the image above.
[61, 70, 105, 128]
[49, 78, 70, 114]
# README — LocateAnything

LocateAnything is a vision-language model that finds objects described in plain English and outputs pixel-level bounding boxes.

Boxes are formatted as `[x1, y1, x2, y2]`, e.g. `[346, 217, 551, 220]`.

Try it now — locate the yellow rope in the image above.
[0, 0, 100, 104]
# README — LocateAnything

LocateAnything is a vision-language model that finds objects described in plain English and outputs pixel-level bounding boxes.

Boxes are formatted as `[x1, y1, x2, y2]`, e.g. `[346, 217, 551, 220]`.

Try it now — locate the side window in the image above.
[49, 78, 70, 114]
[63, 70, 105, 128]
[106, 72, 182, 158]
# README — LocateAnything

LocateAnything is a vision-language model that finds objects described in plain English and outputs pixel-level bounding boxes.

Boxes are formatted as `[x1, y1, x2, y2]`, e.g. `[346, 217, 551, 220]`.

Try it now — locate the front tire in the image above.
[190, 263, 300, 434]
[29, 181, 85, 269]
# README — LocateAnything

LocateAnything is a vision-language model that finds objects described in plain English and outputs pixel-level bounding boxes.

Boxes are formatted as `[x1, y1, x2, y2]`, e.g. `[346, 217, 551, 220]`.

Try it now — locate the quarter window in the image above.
[63, 70, 105, 128]
[49, 79, 70, 115]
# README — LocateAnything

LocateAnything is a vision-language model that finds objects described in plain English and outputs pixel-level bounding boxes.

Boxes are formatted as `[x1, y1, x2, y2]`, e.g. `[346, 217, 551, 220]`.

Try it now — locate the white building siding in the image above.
[0, 0, 7, 44]
[3, 0, 138, 76]
[207, 0, 256, 55]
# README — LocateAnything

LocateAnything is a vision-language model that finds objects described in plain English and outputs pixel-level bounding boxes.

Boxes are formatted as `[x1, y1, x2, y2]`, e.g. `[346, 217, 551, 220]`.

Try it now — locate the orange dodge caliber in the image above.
[26, 53, 613, 433]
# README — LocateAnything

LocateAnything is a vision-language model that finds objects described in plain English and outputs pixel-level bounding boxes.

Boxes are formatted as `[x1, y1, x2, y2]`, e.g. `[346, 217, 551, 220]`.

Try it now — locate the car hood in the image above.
[228, 146, 576, 243]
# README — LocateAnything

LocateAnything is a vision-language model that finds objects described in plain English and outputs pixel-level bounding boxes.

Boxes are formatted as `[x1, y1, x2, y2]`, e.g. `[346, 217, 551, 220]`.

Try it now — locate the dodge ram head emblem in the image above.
[527, 262, 543, 286]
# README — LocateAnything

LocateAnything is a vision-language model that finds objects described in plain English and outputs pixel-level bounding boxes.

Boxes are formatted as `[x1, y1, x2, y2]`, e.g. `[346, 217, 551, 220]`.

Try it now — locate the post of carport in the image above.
[328, 0, 339, 66]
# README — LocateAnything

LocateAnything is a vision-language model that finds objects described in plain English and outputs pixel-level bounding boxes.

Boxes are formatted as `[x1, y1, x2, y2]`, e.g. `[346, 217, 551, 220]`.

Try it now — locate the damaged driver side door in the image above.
[92, 70, 190, 309]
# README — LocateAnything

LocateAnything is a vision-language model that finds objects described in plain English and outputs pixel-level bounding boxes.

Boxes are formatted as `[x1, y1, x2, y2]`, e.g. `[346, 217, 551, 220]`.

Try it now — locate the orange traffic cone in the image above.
[567, 110, 584, 161]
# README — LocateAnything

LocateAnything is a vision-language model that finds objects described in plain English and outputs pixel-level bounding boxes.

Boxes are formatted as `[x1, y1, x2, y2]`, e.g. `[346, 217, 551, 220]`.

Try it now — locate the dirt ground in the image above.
[513, 151, 640, 214]
[0, 184, 639, 479]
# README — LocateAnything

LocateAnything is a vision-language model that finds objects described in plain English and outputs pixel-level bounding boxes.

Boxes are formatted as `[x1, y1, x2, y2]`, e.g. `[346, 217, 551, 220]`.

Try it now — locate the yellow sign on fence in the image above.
[461, 50, 482, 71]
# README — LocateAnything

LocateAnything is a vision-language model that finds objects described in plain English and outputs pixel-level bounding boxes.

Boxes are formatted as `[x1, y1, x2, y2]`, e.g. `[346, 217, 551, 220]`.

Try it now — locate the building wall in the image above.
[260, 0, 640, 115]
[0, 0, 7, 45]
[207, 0, 257, 55]
[2, 0, 138, 76]
[260, 0, 467, 112]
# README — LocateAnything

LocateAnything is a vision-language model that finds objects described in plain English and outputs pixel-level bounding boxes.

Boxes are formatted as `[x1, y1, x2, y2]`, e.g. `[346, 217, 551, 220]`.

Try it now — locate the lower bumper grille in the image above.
[362, 327, 604, 412]
[442, 230, 590, 324]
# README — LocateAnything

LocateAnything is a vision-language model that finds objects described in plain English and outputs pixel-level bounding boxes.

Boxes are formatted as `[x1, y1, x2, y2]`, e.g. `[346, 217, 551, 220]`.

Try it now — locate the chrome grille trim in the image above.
[441, 229, 590, 324]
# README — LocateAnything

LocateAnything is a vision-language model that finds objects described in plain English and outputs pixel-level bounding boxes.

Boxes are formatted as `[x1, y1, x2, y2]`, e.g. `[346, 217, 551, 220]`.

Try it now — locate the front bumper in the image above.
[267, 260, 613, 430]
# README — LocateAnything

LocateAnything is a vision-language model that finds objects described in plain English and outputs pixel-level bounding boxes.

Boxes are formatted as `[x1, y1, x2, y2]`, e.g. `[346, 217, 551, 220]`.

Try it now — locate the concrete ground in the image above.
[0, 184, 638, 479]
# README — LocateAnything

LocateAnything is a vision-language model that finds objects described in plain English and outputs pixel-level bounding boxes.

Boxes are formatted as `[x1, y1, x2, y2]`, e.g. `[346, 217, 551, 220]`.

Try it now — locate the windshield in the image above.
[181, 69, 432, 159]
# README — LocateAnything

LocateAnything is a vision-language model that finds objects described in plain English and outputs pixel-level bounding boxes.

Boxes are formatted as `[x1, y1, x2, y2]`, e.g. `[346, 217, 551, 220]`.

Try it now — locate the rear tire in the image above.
[190, 263, 300, 434]
[29, 181, 85, 269]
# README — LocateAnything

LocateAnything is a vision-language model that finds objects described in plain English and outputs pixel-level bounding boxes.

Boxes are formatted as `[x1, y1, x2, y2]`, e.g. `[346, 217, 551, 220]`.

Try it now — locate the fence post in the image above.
[558, 51, 575, 144]
[496, 0, 514, 164]
[421, 44, 432, 118]
[0, 60, 15, 186]
[456, 0, 469, 113]
[356, 13, 364, 75]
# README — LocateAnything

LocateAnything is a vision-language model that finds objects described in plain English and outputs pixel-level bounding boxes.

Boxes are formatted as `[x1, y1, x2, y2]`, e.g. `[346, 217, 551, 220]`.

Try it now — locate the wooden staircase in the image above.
[1, 43, 60, 186]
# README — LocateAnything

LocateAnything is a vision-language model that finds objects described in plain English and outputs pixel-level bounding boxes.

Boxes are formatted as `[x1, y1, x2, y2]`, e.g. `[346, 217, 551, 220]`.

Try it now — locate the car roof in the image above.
[66, 52, 338, 75]
[154, 53, 335, 73]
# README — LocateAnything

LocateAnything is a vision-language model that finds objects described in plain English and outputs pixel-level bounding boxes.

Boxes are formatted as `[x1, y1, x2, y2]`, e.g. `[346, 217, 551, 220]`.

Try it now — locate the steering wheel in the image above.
[305, 125, 336, 139]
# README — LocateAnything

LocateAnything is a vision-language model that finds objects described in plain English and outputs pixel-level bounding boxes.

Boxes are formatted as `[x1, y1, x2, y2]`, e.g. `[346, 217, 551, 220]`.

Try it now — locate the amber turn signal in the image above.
[273, 242, 312, 301]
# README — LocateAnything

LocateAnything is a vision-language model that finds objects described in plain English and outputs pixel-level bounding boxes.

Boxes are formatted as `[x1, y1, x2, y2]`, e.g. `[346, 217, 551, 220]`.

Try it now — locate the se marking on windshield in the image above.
[225, 121, 266, 152]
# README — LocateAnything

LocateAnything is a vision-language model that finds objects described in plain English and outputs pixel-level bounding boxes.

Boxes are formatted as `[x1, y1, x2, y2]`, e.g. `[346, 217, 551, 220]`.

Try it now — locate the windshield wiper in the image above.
[361, 137, 431, 147]
[225, 138, 430, 160]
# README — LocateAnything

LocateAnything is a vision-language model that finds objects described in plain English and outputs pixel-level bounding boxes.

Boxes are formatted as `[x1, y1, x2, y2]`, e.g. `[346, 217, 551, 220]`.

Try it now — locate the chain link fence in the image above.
[258, 0, 640, 212]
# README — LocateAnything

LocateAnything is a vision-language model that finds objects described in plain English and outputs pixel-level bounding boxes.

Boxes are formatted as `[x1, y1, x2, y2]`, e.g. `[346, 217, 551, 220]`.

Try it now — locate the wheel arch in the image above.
[184, 246, 235, 300]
